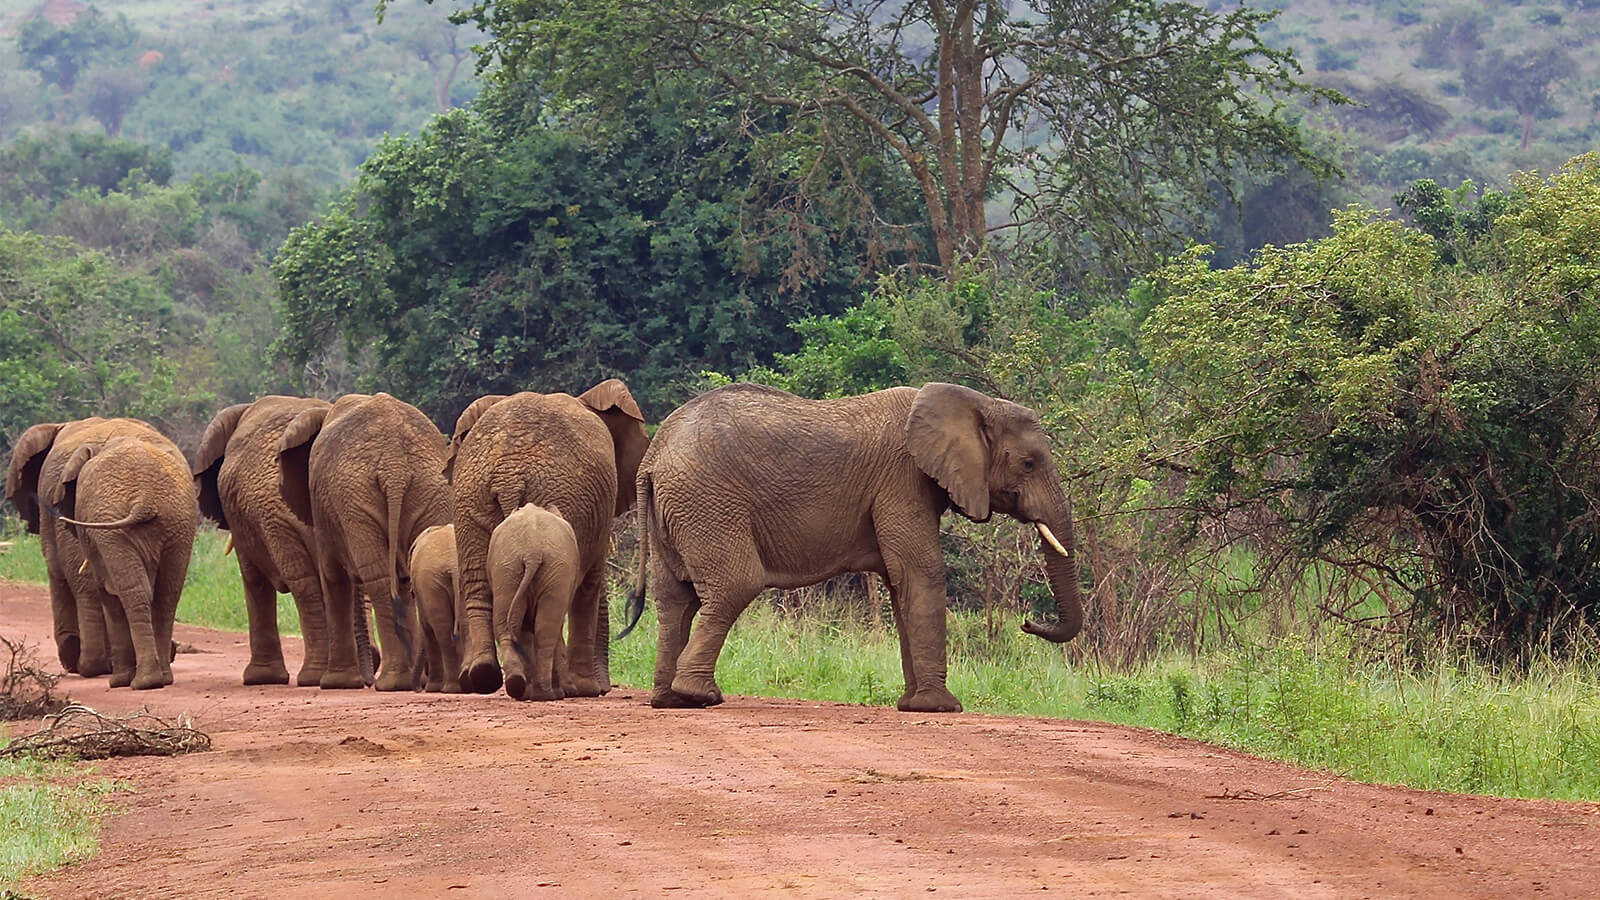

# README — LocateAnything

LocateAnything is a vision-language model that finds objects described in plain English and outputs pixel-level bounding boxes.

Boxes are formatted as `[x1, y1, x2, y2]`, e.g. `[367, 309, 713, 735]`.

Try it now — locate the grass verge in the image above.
[0, 756, 127, 889]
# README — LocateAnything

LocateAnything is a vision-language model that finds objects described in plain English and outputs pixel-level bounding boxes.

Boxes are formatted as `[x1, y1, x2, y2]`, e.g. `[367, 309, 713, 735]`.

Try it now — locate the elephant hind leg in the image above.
[649, 574, 700, 708]
[239, 555, 290, 685]
[667, 576, 762, 709]
[319, 567, 367, 690]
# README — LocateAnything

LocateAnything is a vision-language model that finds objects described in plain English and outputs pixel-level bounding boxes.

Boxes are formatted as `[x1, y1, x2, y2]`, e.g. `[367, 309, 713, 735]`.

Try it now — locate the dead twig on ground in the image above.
[0, 634, 67, 720]
[0, 703, 211, 760]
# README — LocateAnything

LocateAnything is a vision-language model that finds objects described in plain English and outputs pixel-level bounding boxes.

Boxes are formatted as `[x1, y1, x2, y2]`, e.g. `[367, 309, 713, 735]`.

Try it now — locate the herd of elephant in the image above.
[4, 379, 1086, 713]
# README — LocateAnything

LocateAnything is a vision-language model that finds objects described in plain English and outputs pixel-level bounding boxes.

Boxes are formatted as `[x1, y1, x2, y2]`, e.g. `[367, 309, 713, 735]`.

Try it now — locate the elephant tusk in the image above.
[78, 559, 89, 575]
[1035, 522, 1069, 557]
[223, 533, 235, 557]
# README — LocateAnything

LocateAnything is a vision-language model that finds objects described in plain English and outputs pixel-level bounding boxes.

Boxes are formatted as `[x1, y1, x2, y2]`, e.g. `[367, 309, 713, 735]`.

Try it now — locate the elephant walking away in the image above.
[280, 393, 452, 690]
[194, 396, 338, 686]
[7, 417, 175, 677]
[627, 383, 1086, 713]
[490, 504, 580, 701]
[409, 524, 462, 693]
[448, 379, 649, 698]
[47, 433, 196, 689]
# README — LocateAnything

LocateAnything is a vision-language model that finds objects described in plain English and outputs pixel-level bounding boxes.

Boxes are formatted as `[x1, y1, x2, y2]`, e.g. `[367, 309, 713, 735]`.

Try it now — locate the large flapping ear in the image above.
[193, 402, 251, 529]
[49, 442, 101, 522]
[578, 379, 649, 515]
[905, 383, 993, 522]
[6, 423, 64, 534]
[444, 394, 508, 483]
[277, 406, 328, 526]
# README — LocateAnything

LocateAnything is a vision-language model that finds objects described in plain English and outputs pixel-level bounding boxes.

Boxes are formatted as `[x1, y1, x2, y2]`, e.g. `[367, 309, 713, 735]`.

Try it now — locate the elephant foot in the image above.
[132, 671, 166, 691]
[319, 667, 368, 690]
[108, 668, 133, 688]
[564, 676, 603, 699]
[442, 678, 465, 694]
[243, 661, 291, 686]
[295, 666, 325, 687]
[523, 684, 564, 702]
[897, 687, 963, 713]
[668, 675, 724, 708]
[374, 669, 415, 692]
[504, 671, 527, 701]
[461, 655, 503, 695]
[57, 634, 81, 673]
[78, 655, 112, 678]
[650, 687, 713, 708]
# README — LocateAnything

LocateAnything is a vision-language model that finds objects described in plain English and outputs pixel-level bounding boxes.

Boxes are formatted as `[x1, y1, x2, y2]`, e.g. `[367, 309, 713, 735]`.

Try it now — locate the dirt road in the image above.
[3, 586, 1598, 898]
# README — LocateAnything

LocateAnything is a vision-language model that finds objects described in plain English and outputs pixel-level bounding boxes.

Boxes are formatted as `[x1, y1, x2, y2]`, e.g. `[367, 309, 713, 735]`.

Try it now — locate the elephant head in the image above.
[576, 379, 649, 513]
[905, 382, 1084, 643]
[6, 422, 66, 533]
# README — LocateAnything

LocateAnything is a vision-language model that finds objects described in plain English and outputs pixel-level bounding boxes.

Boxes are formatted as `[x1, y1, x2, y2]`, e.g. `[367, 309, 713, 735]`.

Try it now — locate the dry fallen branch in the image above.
[0, 703, 211, 760]
[1205, 786, 1319, 801]
[1, 634, 67, 721]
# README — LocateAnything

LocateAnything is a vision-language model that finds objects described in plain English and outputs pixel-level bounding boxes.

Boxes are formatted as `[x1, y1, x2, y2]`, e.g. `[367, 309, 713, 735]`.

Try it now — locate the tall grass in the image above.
[5, 530, 1600, 801]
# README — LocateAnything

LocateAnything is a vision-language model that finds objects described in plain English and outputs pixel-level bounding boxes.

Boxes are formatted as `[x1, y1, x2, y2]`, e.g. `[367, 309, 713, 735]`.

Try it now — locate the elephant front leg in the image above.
[885, 580, 919, 707]
[238, 556, 290, 685]
[887, 562, 962, 714]
[318, 569, 367, 689]
[46, 566, 81, 673]
[70, 555, 113, 678]
[287, 574, 330, 687]
[96, 590, 139, 688]
[561, 566, 606, 698]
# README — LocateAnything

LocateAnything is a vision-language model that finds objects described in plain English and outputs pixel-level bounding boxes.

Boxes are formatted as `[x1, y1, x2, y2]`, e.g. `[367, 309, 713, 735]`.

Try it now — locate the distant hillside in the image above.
[0, 0, 480, 183]
[1260, 0, 1599, 201]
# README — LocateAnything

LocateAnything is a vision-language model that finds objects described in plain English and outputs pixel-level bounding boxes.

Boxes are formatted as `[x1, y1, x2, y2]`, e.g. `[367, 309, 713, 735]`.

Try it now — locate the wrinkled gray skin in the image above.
[195, 396, 346, 687]
[449, 379, 649, 699]
[48, 434, 196, 690]
[280, 393, 451, 691]
[629, 383, 1086, 713]
[7, 418, 173, 677]
[489, 504, 580, 702]
[408, 523, 462, 693]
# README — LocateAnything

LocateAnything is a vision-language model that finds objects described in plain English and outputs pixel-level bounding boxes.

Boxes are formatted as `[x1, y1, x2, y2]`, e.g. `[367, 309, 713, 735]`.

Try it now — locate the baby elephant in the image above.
[409, 524, 463, 693]
[490, 503, 579, 701]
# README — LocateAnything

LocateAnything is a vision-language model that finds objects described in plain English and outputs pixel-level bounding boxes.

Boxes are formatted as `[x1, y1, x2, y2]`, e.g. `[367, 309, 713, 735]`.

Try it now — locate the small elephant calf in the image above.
[489, 503, 580, 701]
[409, 524, 463, 693]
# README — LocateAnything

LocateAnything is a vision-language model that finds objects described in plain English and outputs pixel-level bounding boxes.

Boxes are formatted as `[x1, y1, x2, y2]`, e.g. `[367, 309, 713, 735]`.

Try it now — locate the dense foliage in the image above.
[274, 77, 927, 420]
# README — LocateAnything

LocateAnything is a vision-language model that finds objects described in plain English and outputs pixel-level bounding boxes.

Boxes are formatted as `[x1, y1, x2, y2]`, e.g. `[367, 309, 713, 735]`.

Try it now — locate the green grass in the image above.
[7, 531, 1600, 801]
[0, 757, 127, 889]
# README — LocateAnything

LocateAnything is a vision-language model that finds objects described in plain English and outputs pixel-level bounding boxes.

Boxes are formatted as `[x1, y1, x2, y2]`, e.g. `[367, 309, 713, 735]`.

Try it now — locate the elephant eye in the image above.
[1021, 457, 1036, 472]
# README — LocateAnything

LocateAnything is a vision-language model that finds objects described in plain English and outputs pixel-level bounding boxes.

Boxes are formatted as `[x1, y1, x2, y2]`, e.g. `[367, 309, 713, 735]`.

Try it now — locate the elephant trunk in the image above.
[1020, 492, 1085, 644]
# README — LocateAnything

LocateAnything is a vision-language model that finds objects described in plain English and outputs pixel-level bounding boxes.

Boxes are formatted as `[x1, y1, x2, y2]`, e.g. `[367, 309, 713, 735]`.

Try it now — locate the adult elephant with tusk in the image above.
[625, 382, 1086, 713]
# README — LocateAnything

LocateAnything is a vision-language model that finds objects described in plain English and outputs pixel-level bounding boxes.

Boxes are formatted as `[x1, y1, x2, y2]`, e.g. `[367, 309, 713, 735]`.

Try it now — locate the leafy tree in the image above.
[1465, 46, 1573, 150]
[274, 76, 919, 420]
[14, 6, 136, 96]
[81, 64, 151, 136]
[423, 0, 1339, 281]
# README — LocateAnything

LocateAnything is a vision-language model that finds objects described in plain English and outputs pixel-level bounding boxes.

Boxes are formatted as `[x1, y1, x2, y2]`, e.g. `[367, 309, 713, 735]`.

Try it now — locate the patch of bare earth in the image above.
[3, 586, 1598, 898]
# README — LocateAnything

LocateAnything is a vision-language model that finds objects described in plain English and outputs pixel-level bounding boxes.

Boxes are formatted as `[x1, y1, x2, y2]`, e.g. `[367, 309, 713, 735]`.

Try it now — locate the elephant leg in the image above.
[562, 563, 606, 698]
[151, 545, 189, 686]
[525, 561, 574, 702]
[365, 576, 417, 693]
[595, 591, 611, 694]
[285, 573, 329, 687]
[319, 567, 366, 689]
[421, 584, 462, 694]
[238, 555, 290, 686]
[97, 588, 138, 688]
[419, 616, 443, 692]
[885, 579, 918, 705]
[650, 574, 702, 708]
[69, 545, 113, 678]
[669, 575, 760, 708]
[882, 549, 961, 714]
[43, 529, 82, 672]
[454, 516, 501, 694]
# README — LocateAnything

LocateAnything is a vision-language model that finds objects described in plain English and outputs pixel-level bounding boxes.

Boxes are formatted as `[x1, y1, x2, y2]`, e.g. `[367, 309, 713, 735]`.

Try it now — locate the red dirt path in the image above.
[3, 585, 1599, 898]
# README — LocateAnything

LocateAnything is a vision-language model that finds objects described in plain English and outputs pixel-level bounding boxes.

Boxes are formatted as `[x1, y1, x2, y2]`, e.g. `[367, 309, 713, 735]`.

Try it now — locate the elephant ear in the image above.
[905, 382, 993, 522]
[578, 379, 649, 515]
[50, 443, 97, 523]
[193, 402, 251, 530]
[444, 394, 509, 483]
[6, 423, 64, 534]
[277, 406, 328, 526]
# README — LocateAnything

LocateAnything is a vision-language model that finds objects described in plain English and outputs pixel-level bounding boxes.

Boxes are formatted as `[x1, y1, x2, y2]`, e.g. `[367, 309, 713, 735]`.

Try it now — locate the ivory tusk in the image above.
[223, 533, 235, 557]
[78, 558, 90, 575]
[1036, 521, 1069, 557]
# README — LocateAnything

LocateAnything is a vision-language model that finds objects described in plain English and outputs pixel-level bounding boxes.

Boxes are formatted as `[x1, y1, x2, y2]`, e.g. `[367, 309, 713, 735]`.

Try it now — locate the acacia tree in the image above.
[417, 0, 1337, 278]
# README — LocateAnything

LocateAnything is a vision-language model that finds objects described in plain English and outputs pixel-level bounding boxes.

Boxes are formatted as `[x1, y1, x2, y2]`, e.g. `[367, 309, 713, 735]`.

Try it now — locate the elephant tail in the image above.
[36, 494, 153, 531]
[618, 474, 651, 640]
[382, 474, 416, 665]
